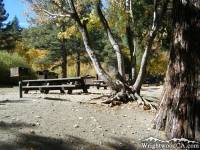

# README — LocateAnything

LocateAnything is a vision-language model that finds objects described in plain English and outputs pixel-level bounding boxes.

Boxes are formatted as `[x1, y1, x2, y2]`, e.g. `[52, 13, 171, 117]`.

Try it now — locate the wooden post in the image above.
[19, 76, 22, 98]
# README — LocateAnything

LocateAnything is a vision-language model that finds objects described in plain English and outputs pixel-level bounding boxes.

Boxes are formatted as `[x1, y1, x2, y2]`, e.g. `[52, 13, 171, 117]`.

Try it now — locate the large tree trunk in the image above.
[61, 38, 67, 78]
[76, 51, 80, 77]
[152, 0, 200, 142]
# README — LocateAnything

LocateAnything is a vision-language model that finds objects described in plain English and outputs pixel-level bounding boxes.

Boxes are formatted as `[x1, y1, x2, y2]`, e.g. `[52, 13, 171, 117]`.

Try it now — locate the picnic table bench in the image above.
[21, 77, 88, 94]
[92, 80, 107, 89]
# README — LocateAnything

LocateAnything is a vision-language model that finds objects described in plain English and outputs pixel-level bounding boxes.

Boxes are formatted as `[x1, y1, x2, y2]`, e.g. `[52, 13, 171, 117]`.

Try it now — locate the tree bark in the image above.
[61, 38, 67, 78]
[125, 0, 137, 84]
[152, 0, 200, 142]
[76, 51, 80, 77]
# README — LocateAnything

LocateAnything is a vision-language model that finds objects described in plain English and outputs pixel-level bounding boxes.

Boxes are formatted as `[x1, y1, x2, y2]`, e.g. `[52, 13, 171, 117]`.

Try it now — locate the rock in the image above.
[119, 143, 125, 147]
[29, 129, 35, 134]
[34, 115, 41, 118]
[30, 123, 36, 126]
[74, 124, 79, 128]
[147, 127, 151, 131]
[121, 114, 127, 117]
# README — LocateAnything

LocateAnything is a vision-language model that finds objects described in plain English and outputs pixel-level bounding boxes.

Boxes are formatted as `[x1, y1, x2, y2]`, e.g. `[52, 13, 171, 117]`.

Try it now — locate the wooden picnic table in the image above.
[21, 77, 88, 94]
[92, 80, 107, 89]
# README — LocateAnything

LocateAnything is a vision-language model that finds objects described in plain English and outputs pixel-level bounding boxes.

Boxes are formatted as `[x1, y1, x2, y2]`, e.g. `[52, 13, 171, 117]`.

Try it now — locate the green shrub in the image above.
[0, 51, 37, 85]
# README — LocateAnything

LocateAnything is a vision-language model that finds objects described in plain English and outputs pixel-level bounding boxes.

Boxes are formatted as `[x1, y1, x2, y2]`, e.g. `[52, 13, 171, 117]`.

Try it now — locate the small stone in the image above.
[30, 123, 36, 126]
[74, 124, 79, 128]
[70, 140, 74, 143]
[122, 114, 127, 117]
[55, 133, 60, 136]
[29, 129, 35, 134]
[112, 131, 116, 134]
[147, 128, 151, 131]
[34, 116, 41, 118]
[119, 143, 125, 147]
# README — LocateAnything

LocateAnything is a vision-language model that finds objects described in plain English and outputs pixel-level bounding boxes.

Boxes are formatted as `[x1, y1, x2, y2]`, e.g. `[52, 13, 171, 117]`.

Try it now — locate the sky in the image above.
[4, 0, 29, 28]
[3, 0, 109, 28]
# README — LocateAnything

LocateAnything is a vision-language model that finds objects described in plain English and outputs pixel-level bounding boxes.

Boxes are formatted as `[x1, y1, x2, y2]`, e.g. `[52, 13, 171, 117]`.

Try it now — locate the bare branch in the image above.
[32, 0, 74, 18]
[41, 9, 72, 18]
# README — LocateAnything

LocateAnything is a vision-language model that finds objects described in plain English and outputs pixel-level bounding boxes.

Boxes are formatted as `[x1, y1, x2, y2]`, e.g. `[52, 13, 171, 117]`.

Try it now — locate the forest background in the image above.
[0, 0, 170, 85]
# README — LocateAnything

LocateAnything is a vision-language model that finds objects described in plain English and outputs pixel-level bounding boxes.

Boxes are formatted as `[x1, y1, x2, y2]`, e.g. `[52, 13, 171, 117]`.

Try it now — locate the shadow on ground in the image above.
[0, 121, 138, 150]
[0, 99, 28, 104]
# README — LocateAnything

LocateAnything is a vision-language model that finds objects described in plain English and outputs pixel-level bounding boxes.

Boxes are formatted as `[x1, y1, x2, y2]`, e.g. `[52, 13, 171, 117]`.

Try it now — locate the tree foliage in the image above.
[0, 0, 9, 50]
[21, 20, 89, 76]
[0, 51, 36, 85]
[0, 0, 8, 28]
[22, 0, 169, 109]
[4, 16, 23, 50]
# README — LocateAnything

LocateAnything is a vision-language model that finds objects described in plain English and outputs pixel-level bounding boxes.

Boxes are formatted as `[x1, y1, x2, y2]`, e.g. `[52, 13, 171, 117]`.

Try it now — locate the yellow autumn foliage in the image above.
[58, 9, 102, 40]
[147, 52, 169, 76]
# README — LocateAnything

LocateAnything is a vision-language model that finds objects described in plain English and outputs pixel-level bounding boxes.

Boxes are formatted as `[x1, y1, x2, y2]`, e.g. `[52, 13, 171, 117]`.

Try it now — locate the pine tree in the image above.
[3, 16, 23, 50]
[0, 0, 8, 28]
[7, 16, 23, 40]
[0, 0, 9, 50]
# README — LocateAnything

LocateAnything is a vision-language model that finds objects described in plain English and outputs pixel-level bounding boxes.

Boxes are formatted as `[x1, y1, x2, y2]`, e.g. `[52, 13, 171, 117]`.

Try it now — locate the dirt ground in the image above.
[0, 86, 167, 150]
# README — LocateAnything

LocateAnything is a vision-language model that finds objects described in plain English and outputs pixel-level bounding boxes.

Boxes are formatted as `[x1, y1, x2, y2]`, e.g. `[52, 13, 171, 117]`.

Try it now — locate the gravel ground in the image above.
[0, 86, 167, 150]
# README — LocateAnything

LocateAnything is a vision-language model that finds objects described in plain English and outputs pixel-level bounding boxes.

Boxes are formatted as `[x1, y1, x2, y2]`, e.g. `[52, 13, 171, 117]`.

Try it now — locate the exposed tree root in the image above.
[101, 92, 156, 111]
[91, 95, 110, 100]
[99, 80, 157, 111]
[134, 93, 156, 111]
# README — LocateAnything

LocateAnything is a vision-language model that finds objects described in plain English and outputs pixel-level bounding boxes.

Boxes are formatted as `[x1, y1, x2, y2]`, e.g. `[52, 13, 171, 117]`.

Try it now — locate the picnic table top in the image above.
[22, 77, 84, 82]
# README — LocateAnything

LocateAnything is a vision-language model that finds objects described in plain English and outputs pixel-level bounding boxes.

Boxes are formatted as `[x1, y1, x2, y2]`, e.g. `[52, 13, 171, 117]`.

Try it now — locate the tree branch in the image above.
[41, 9, 72, 18]
[96, 5, 125, 81]
[133, 0, 169, 91]
[32, 0, 74, 18]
